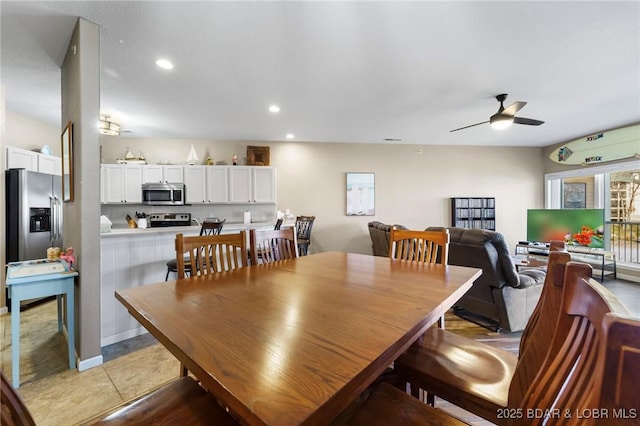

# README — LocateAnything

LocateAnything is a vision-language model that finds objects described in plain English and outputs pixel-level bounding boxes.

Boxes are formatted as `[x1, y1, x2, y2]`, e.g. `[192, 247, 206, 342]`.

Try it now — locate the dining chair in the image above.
[389, 227, 449, 328]
[174, 230, 247, 377]
[295, 215, 315, 256]
[346, 261, 636, 426]
[1, 370, 35, 426]
[165, 219, 225, 280]
[175, 230, 247, 279]
[249, 228, 298, 265]
[389, 227, 449, 265]
[512, 262, 633, 425]
[393, 251, 578, 422]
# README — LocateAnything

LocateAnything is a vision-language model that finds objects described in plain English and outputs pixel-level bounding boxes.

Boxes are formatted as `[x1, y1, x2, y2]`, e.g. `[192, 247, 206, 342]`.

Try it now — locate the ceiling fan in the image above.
[450, 94, 545, 132]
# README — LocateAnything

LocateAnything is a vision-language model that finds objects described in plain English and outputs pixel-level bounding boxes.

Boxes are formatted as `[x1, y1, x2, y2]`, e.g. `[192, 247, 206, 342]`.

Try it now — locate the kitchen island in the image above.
[100, 221, 273, 346]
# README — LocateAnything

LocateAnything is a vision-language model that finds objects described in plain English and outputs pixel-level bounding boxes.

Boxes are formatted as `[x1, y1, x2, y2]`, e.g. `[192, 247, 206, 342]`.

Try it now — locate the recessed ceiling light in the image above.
[156, 59, 174, 70]
[286, 133, 295, 139]
[268, 105, 280, 113]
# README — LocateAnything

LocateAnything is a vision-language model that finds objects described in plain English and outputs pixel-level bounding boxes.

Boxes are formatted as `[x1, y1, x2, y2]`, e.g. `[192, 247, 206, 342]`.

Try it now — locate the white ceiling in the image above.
[2, 1, 639, 147]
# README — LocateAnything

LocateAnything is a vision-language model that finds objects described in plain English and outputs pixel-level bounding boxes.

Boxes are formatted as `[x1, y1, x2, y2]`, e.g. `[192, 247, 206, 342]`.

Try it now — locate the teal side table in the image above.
[6, 261, 78, 388]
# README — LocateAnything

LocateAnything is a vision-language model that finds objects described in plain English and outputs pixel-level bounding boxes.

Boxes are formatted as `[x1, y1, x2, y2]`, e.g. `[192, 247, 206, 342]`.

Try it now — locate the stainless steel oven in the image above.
[142, 183, 185, 206]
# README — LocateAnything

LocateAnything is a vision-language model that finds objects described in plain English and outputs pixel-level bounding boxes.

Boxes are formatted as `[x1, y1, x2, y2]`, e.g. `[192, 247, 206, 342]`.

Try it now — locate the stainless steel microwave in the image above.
[142, 183, 185, 205]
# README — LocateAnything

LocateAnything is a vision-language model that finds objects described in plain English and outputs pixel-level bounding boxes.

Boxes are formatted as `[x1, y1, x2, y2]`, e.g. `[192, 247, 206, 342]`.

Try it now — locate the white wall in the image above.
[102, 138, 545, 253]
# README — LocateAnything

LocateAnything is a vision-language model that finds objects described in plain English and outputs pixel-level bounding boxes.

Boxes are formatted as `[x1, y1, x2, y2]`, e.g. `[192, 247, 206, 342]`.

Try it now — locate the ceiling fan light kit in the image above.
[489, 114, 514, 130]
[99, 114, 121, 136]
[450, 93, 544, 133]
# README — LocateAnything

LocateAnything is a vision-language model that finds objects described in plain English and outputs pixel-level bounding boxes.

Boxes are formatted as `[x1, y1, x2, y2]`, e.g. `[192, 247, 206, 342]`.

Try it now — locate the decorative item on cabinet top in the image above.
[247, 146, 270, 166]
[116, 147, 147, 164]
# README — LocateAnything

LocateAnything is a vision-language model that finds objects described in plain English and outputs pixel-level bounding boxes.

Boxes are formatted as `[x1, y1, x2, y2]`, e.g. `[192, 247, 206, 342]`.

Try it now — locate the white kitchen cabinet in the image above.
[37, 153, 62, 175]
[184, 166, 229, 204]
[228, 167, 252, 203]
[229, 166, 276, 204]
[101, 164, 143, 203]
[206, 167, 229, 203]
[6, 147, 38, 171]
[142, 165, 184, 183]
[6, 146, 62, 175]
[183, 166, 207, 203]
[253, 167, 276, 203]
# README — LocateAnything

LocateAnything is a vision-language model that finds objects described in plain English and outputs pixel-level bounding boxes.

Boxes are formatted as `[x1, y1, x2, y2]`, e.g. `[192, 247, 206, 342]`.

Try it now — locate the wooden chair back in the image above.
[175, 231, 247, 279]
[295, 215, 315, 255]
[509, 250, 574, 405]
[548, 239, 565, 252]
[512, 262, 632, 425]
[1, 370, 36, 426]
[295, 215, 315, 240]
[200, 219, 225, 236]
[595, 314, 640, 425]
[389, 228, 449, 265]
[249, 228, 298, 265]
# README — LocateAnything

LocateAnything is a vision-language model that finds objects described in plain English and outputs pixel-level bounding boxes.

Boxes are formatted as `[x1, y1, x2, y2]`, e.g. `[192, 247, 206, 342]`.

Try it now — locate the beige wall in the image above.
[102, 139, 545, 252]
[5, 110, 62, 156]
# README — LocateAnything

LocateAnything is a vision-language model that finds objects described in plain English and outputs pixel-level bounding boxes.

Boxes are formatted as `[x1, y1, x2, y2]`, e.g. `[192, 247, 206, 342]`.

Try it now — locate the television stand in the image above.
[515, 243, 616, 282]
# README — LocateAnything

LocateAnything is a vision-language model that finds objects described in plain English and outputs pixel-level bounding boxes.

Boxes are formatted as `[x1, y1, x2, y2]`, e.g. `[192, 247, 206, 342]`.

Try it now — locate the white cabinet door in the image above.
[38, 154, 61, 175]
[206, 167, 229, 203]
[228, 167, 252, 203]
[183, 166, 207, 204]
[102, 165, 142, 203]
[6, 147, 38, 171]
[164, 165, 184, 183]
[253, 167, 276, 203]
[143, 165, 184, 183]
[142, 165, 164, 183]
[123, 166, 143, 203]
[102, 165, 125, 203]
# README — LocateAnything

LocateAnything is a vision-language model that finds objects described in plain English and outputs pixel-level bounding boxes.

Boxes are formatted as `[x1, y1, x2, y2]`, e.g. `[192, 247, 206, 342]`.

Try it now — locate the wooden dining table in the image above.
[115, 251, 481, 425]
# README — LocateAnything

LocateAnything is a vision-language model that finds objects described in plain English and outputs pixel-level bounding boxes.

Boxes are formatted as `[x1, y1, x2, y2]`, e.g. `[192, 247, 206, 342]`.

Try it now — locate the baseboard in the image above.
[0, 306, 7, 315]
[78, 355, 104, 372]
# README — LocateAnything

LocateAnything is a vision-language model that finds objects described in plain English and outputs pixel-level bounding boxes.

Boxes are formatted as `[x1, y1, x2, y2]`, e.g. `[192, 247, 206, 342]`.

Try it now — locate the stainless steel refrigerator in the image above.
[6, 169, 63, 262]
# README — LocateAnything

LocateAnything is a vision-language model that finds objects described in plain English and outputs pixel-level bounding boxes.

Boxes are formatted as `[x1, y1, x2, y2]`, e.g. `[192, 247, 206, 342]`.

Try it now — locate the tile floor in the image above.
[1, 300, 180, 425]
[1, 278, 638, 425]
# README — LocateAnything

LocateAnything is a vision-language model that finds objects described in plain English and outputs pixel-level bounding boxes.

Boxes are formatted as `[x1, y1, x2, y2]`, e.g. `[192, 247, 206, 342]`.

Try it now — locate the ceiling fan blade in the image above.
[513, 117, 545, 126]
[502, 101, 527, 116]
[449, 121, 489, 132]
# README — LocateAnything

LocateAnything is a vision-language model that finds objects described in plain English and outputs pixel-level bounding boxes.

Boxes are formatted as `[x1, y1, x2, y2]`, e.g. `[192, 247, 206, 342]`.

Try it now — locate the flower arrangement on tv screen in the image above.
[566, 225, 604, 247]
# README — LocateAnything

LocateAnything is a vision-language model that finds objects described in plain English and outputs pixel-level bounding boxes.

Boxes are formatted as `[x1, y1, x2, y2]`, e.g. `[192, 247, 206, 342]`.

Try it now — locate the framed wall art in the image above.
[246, 145, 270, 166]
[346, 172, 375, 216]
[61, 121, 74, 202]
[563, 182, 586, 209]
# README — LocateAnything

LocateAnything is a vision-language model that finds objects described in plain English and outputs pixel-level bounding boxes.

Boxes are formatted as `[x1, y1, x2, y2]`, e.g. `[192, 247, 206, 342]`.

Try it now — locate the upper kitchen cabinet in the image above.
[142, 165, 184, 183]
[184, 166, 229, 204]
[101, 164, 143, 203]
[183, 166, 206, 204]
[38, 154, 62, 175]
[229, 166, 276, 204]
[206, 167, 229, 203]
[6, 146, 61, 175]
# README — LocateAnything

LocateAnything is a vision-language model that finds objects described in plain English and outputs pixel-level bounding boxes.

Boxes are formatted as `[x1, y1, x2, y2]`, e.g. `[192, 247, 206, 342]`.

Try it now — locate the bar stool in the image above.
[165, 219, 225, 280]
[295, 215, 315, 256]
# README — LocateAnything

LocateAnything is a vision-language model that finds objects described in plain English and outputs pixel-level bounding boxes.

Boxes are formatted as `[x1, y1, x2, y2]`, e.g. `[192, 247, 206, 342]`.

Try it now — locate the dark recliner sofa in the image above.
[427, 226, 546, 333]
[368, 221, 408, 257]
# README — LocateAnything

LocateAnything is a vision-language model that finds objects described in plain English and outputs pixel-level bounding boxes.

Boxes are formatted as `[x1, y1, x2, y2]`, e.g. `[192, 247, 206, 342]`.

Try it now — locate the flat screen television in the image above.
[526, 209, 605, 248]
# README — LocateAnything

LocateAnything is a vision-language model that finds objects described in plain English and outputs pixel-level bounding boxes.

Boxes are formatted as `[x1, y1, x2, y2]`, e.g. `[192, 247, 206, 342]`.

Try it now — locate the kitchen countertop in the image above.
[101, 221, 275, 237]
